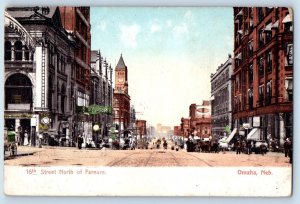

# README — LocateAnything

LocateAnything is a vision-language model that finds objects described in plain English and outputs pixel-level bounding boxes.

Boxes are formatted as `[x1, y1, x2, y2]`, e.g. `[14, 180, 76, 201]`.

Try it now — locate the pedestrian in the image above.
[236, 140, 241, 154]
[288, 138, 293, 164]
[284, 138, 290, 157]
[38, 132, 43, 148]
[23, 131, 29, 146]
[78, 134, 83, 149]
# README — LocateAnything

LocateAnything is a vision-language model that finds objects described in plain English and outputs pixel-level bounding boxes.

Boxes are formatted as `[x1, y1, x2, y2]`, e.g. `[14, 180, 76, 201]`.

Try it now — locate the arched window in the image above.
[5, 41, 11, 60]
[24, 45, 30, 61]
[14, 41, 23, 61]
[5, 73, 32, 109]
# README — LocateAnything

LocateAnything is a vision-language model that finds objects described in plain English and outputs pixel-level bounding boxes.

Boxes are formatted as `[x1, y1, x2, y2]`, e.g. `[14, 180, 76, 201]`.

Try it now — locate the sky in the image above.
[91, 7, 234, 127]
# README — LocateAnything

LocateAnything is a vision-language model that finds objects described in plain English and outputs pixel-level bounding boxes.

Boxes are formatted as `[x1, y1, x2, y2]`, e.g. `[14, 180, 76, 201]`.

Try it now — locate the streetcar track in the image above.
[107, 152, 138, 167]
[142, 150, 155, 167]
[168, 151, 181, 166]
[185, 152, 213, 167]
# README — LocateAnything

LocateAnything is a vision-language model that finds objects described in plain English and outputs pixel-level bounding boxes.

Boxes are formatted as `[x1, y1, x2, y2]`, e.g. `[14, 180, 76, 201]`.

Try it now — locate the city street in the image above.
[4, 145, 291, 167]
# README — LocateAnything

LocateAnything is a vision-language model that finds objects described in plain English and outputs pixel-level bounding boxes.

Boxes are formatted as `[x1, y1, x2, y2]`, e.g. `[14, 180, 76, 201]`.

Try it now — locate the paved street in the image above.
[4, 145, 291, 167]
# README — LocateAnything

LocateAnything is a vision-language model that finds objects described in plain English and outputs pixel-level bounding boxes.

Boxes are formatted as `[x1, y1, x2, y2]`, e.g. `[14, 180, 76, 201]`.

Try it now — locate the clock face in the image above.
[41, 117, 50, 125]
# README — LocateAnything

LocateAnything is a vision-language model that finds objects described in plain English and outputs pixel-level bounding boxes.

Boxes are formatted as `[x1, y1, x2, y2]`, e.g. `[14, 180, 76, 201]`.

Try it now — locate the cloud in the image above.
[166, 19, 172, 28]
[172, 23, 188, 38]
[120, 24, 141, 48]
[150, 22, 161, 33]
[184, 10, 193, 20]
[97, 21, 107, 31]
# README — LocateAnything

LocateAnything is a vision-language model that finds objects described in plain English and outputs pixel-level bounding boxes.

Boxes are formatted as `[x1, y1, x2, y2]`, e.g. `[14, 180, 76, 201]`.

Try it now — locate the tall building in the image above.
[136, 120, 147, 138]
[4, 7, 76, 145]
[113, 54, 131, 135]
[90, 50, 113, 139]
[233, 7, 293, 146]
[59, 7, 92, 141]
[210, 55, 234, 139]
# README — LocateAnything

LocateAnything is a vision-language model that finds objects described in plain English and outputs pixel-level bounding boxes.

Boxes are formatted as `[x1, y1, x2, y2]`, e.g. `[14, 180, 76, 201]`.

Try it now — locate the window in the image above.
[248, 89, 253, 110]
[258, 29, 264, 48]
[267, 51, 272, 72]
[248, 64, 253, 83]
[14, 41, 23, 61]
[258, 8, 264, 22]
[258, 56, 264, 77]
[24, 45, 30, 60]
[266, 80, 272, 105]
[285, 78, 293, 101]
[258, 85, 264, 106]
[248, 40, 253, 56]
[5, 41, 11, 60]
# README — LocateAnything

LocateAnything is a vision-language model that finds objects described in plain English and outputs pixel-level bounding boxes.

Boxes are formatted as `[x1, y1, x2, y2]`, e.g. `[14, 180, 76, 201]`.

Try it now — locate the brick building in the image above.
[180, 118, 190, 138]
[136, 120, 147, 138]
[233, 7, 293, 146]
[173, 126, 181, 136]
[210, 55, 234, 139]
[113, 54, 131, 135]
[189, 100, 212, 138]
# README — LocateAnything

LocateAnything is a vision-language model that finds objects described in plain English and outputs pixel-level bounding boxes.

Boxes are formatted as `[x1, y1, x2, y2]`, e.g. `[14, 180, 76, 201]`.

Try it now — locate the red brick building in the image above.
[59, 7, 91, 91]
[233, 7, 293, 146]
[136, 120, 147, 137]
[180, 118, 190, 138]
[173, 126, 181, 136]
[113, 54, 131, 133]
[189, 100, 212, 138]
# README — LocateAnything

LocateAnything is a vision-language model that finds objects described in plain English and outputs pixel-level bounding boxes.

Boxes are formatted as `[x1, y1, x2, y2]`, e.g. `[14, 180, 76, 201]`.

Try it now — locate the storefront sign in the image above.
[4, 11, 35, 50]
[253, 116, 260, 127]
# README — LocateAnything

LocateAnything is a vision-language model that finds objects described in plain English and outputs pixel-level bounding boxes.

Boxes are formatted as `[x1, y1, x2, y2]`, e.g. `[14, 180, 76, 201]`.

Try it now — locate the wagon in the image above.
[4, 130, 18, 156]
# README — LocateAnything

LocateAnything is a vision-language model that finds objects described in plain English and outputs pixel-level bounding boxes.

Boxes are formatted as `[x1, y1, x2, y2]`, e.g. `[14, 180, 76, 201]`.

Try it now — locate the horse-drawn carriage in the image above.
[4, 129, 18, 156]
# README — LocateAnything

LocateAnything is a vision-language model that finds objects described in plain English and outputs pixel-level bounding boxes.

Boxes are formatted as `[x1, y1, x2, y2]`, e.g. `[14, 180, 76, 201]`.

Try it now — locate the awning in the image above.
[210, 95, 215, 100]
[225, 128, 237, 143]
[282, 14, 292, 23]
[237, 30, 243, 35]
[236, 10, 243, 17]
[263, 23, 272, 32]
[235, 52, 242, 60]
[271, 20, 279, 29]
[247, 128, 260, 140]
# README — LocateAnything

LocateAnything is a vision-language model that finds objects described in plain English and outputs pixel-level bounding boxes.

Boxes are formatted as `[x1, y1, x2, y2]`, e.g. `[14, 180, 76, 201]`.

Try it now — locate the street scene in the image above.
[4, 7, 293, 167]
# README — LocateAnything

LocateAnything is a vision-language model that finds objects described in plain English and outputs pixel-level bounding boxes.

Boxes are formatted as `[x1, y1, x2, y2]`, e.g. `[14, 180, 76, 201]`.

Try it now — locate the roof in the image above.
[91, 50, 98, 62]
[116, 54, 126, 69]
[6, 7, 57, 19]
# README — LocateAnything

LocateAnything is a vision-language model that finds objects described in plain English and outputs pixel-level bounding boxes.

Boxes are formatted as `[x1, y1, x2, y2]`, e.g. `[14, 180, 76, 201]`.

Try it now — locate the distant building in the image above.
[189, 100, 212, 138]
[136, 120, 147, 138]
[113, 54, 131, 135]
[210, 55, 234, 139]
[173, 126, 181, 136]
[180, 118, 190, 138]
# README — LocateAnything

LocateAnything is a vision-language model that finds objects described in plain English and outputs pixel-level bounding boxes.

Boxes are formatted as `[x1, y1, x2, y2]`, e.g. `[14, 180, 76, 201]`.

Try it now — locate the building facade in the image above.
[113, 54, 131, 136]
[90, 50, 113, 140]
[210, 55, 234, 139]
[189, 100, 212, 138]
[233, 7, 293, 146]
[59, 7, 91, 142]
[136, 120, 147, 138]
[4, 7, 77, 145]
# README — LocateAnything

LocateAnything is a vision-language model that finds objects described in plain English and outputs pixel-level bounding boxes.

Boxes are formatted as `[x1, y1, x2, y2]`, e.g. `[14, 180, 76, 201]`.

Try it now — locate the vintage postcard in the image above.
[3, 6, 293, 196]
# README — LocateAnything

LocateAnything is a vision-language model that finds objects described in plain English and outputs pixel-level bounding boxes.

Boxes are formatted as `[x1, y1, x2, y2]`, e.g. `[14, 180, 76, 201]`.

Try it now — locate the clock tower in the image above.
[113, 54, 131, 132]
[115, 54, 128, 94]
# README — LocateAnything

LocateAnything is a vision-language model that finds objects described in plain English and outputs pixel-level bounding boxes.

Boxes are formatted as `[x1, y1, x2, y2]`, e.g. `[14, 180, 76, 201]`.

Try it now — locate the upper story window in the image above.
[267, 51, 273, 73]
[248, 64, 253, 83]
[14, 41, 23, 61]
[257, 8, 264, 22]
[258, 56, 264, 77]
[5, 41, 11, 60]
